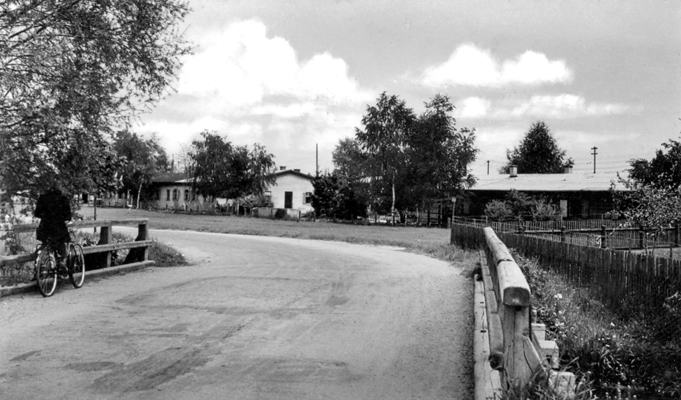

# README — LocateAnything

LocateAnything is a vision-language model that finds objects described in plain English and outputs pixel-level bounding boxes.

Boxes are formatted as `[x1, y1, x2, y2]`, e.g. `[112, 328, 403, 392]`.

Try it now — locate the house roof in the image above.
[470, 172, 629, 192]
[151, 172, 190, 184]
[272, 169, 314, 181]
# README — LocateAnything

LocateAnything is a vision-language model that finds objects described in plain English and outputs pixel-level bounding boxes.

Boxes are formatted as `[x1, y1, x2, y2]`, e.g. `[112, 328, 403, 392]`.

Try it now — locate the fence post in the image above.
[560, 226, 566, 243]
[124, 220, 149, 263]
[98, 223, 112, 268]
[639, 229, 645, 249]
[601, 225, 607, 249]
[675, 222, 680, 247]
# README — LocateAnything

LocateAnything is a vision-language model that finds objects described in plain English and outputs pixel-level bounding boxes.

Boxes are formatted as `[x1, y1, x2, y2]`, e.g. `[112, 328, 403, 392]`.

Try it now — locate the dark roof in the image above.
[470, 171, 629, 192]
[272, 169, 314, 180]
[151, 172, 190, 184]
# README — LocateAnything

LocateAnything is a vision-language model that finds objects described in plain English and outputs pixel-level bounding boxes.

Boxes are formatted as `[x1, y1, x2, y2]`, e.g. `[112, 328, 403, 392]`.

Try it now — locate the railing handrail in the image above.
[8, 218, 149, 233]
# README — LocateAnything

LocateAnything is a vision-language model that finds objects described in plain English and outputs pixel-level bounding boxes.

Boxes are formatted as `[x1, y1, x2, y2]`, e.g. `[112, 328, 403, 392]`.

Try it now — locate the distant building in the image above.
[463, 169, 628, 218]
[149, 173, 211, 211]
[266, 167, 314, 213]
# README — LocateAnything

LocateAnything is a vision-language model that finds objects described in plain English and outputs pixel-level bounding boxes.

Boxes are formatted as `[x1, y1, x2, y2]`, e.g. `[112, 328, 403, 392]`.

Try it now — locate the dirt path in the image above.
[0, 230, 473, 399]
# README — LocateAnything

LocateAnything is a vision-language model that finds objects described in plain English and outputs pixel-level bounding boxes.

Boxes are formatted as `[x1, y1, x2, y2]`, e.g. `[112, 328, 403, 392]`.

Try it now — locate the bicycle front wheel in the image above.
[67, 243, 85, 288]
[36, 250, 57, 297]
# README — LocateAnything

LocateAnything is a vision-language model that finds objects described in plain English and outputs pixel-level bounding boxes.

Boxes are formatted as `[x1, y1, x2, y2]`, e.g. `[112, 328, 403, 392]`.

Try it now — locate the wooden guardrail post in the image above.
[99, 223, 112, 268]
[124, 221, 149, 263]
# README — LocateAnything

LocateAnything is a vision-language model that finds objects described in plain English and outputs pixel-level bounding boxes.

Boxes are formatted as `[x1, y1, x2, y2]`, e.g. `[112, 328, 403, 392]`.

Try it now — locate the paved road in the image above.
[0, 230, 472, 399]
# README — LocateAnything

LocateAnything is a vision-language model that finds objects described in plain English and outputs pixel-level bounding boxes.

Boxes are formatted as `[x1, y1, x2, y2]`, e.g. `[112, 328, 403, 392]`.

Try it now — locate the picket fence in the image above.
[452, 223, 681, 315]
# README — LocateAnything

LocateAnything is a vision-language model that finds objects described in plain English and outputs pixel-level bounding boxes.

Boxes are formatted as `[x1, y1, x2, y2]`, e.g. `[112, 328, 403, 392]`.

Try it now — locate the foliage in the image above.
[484, 200, 514, 221]
[355, 92, 415, 214]
[484, 190, 559, 221]
[311, 172, 367, 220]
[350, 93, 477, 215]
[188, 131, 276, 200]
[113, 130, 169, 206]
[503, 121, 573, 174]
[629, 137, 681, 190]
[405, 94, 477, 205]
[515, 251, 681, 399]
[0, 0, 190, 197]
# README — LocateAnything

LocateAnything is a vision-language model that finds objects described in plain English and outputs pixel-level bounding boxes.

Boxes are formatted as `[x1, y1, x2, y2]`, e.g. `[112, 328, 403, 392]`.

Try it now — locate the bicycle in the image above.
[34, 232, 85, 297]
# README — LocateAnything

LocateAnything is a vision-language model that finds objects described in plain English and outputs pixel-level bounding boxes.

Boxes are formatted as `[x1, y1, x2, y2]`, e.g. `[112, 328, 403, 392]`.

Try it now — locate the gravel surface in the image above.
[0, 229, 473, 399]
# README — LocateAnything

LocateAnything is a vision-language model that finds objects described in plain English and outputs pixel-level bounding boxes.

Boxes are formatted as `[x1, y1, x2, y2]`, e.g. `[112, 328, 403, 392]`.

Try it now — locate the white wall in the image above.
[269, 174, 314, 213]
[156, 184, 207, 210]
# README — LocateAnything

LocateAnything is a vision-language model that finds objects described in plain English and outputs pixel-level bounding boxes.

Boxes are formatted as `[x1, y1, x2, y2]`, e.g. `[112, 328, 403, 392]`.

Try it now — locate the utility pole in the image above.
[591, 146, 598, 174]
[486, 160, 490, 175]
[315, 143, 319, 177]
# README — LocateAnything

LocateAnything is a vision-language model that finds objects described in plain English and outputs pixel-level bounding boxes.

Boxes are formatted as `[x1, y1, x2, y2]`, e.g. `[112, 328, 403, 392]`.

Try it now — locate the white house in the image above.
[267, 168, 314, 213]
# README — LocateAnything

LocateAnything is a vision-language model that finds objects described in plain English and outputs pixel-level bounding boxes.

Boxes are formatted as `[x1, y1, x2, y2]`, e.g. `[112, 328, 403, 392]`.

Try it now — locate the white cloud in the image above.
[456, 94, 633, 120]
[506, 94, 631, 118]
[177, 19, 372, 108]
[457, 97, 491, 118]
[422, 44, 572, 87]
[138, 19, 374, 172]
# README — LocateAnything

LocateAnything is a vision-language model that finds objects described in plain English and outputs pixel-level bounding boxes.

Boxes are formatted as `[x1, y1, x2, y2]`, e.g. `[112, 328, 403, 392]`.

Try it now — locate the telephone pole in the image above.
[591, 146, 598, 174]
[315, 143, 319, 177]
[486, 160, 490, 175]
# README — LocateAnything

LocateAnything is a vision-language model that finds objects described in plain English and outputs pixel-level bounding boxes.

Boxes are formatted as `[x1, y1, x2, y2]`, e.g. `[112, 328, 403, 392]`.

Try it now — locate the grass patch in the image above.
[148, 240, 188, 267]
[514, 251, 681, 399]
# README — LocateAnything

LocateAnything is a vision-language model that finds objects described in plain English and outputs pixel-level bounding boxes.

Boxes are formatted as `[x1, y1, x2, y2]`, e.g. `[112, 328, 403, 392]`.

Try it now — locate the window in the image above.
[172, 189, 178, 201]
[184, 189, 189, 201]
[304, 192, 312, 204]
[166, 189, 170, 201]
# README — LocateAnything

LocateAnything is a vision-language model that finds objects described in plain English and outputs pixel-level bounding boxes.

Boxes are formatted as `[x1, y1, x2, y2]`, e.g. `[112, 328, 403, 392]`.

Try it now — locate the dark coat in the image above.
[34, 190, 72, 243]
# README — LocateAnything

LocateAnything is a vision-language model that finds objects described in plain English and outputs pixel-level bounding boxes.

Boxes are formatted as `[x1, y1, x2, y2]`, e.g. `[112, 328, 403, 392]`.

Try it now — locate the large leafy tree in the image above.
[628, 137, 681, 190]
[355, 92, 416, 215]
[0, 0, 190, 197]
[503, 121, 573, 173]
[188, 131, 275, 201]
[406, 94, 477, 206]
[113, 131, 169, 208]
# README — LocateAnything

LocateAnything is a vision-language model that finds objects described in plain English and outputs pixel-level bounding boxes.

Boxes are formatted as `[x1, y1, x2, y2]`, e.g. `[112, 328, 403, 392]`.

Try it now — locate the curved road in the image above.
[0, 230, 472, 399]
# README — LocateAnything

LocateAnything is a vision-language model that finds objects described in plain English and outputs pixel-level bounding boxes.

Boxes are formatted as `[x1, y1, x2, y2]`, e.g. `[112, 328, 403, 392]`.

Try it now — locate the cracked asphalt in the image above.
[0, 229, 473, 399]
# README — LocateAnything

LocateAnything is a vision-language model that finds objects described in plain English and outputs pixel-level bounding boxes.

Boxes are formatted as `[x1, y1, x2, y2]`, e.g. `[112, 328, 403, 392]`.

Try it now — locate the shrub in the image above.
[484, 200, 514, 221]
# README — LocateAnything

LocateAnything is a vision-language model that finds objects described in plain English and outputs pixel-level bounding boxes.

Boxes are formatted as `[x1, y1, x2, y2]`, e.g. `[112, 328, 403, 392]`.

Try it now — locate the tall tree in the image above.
[407, 94, 477, 206]
[355, 92, 415, 215]
[628, 137, 681, 190]
[0, 0, 190, 196]
[188, 131, 276, 201]
[503, 121, 573, 173]
[113, 131, 169, 208]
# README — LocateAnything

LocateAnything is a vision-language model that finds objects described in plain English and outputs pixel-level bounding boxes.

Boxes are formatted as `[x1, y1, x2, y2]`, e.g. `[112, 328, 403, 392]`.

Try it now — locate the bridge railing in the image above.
[0, 218, 152, 271]
[459, 224, 575, 398]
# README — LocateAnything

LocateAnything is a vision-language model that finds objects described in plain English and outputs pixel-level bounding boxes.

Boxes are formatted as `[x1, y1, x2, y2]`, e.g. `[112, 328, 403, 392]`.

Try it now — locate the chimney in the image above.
[563, 166, 573, 174]
[509, 165, 518, 178]
[279, 166, 286, 171]
[293, 168, 300, 172]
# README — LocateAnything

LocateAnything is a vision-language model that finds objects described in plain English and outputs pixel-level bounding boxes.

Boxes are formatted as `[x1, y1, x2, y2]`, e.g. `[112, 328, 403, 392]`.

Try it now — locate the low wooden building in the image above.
[463, 170, 628, 218]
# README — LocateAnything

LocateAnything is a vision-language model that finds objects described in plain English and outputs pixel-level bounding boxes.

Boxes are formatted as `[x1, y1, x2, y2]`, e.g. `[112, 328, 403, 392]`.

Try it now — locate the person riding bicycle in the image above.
[34, 186, 72, 267]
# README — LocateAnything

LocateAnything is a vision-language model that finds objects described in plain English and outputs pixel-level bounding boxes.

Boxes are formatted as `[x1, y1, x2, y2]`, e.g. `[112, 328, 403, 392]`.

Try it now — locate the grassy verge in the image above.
[515, 251, 681, 399]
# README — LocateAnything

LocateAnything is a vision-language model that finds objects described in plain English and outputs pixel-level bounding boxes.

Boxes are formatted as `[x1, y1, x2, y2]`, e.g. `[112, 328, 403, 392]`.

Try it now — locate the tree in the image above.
[332, 138, 370, 213]
[355, 92, 415, 216]
[628, 137, 681, 190]
[188, 131, 276, 201]
[406, 94, 477, 206]
[113, 131, 169, 208]
[503, 121, 573, 173]
[0, 0, 190, 196]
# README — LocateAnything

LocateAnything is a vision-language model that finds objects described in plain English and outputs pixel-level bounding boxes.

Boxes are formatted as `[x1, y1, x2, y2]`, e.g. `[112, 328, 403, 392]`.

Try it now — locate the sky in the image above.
[135, 0, 681, 178]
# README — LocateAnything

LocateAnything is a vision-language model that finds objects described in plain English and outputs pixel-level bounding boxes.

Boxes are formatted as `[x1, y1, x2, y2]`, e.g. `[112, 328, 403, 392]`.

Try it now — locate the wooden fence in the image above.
[1, 219, 153, 287]
[454, 216, 681, 250]
[474, 226, 574, 397]
[453, 223, 681, 315]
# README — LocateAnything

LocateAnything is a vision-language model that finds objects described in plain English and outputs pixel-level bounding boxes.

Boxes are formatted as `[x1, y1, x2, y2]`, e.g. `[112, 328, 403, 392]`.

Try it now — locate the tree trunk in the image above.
[391, 173, 396, 224]
[136, 182, 142, 209]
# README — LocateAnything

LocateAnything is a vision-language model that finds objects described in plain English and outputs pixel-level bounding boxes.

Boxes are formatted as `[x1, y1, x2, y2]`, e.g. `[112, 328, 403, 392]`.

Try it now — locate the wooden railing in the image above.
[457, 224, 575, 397]
[0, 219, 152, 270]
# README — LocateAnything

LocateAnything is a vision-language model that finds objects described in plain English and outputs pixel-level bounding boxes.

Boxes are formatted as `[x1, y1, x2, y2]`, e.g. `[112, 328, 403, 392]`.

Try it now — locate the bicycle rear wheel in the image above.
[67, 243, 85, 288]
[36, 250, 57, 297]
